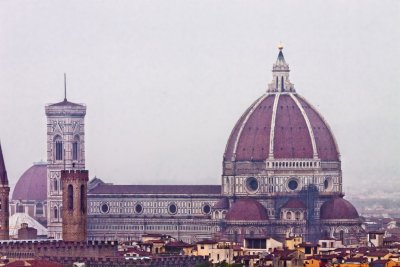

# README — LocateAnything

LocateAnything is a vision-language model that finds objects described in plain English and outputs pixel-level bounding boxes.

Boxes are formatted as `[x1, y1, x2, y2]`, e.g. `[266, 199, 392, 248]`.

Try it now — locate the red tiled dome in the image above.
[224, 93, 339, 162]
[12, 163, 47, 201]
[282, 198, 306, 209]
[225, 198, 268, 221]
[320, 197, 359, 220]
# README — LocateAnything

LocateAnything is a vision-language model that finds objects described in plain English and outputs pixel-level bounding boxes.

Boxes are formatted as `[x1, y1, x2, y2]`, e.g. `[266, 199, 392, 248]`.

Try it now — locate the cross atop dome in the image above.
[267, 43, 295, 93]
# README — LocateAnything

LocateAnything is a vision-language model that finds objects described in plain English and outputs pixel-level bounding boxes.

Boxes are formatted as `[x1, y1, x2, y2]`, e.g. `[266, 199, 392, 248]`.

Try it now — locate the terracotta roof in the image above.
[366, 250, 390, 257]
[165, 241, 193, 248]
[197, 239, 218, 245]
[281, 198, 306, 209]
[4, 260, 63, 267]
[225, 198, 268, 221]
[384, 236, 400, 242]
[298, 242, 319, 248]
[272, 249, 297, 260]
[89, 184, 221, 195]
[213, 197, 229, 210]
[344, 257, 368, 263]
[320, 197, 359, 220]
[12, 163, 47, 201]
[224, 93, 339, 162]
[0, 143, 8, 185]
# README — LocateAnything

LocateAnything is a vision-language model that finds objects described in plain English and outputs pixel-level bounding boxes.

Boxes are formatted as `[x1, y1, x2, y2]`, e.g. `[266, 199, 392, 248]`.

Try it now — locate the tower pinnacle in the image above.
[267, 45, 295, 93]
[64, 73, 67, 102]
[0, 143, 8, 186]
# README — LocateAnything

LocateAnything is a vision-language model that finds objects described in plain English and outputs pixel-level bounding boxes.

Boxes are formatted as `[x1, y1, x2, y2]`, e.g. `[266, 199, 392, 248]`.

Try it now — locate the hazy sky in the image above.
[0, 0, 399, 193]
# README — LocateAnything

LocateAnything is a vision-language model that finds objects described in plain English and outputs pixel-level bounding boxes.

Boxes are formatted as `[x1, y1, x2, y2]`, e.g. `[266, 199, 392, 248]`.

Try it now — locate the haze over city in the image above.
[0, 0, 399, 193]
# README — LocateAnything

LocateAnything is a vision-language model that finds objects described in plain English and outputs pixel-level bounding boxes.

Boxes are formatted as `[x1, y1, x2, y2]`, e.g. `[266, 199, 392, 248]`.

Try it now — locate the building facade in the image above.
[85, 47, 364, 244]
[45, 95, 86, 239]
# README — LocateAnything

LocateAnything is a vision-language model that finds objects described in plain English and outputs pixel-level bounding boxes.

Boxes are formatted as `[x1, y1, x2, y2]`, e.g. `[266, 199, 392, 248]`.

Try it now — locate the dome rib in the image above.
[296, 94, 340, 161]
[290, 94, 318, 159]
[232, 94, 269, 161]
[273, 95, 313, 159]
[268, 93, 280, 158]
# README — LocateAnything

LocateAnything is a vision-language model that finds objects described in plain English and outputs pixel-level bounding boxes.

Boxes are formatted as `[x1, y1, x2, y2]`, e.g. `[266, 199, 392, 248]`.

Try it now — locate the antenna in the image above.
[64, 73, 67, 101]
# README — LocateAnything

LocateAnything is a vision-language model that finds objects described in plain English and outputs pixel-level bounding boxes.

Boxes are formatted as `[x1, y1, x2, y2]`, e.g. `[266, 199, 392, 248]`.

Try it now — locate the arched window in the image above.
[286, 211, 292, 220]
[276, 76, 278, 89]
[339, 230, 344, 243]
[36, 203, 43, 215]
[54, 135, 63, 161]
[234, 230, 239, 243]
[281, 76, 284, 91]
[68, 185, 73, 210]
[295, 211, 301, 220]
[54, 179, 58, 191]
[54, 206, 58, 219]
[73, 135, 79, 161]
[80, 185, 85, 213]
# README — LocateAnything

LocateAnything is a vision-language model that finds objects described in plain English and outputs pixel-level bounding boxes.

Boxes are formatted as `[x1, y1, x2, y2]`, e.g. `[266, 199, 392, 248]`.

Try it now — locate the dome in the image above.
[282, 198, 306, 209]
[12, 162, 47, 201]
[225, 198, 268, 221]
[224, 94, 339, 162]
[320, 197, 359, 220]
[224, 48, 339, 163]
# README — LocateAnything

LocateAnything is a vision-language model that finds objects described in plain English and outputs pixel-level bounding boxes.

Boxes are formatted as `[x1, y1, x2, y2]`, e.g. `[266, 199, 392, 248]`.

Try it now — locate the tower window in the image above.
[54, 135, 63, 161]
[68, 185, 73, 211]
[73, 142, 78, 160]
[54, 179, 58, 191]
[54, 206, 58, 219]
[73, 135, 80, 161]
[80, 185, 85, 213]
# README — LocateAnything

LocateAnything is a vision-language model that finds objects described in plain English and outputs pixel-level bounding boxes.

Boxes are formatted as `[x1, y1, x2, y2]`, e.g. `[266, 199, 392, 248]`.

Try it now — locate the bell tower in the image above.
[61, 170, 88, 242]
[45, 76, 86, 239]
[0, 143, 10, 240]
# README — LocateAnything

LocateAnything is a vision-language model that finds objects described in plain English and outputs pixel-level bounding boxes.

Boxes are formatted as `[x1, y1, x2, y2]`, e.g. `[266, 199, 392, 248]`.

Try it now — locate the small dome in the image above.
[282, 198, 306, 209]
[225, 198, 268, 221]
[12, 162, 47, 201]
[320, 197, 359, 220]
[213, 197, 229, 210]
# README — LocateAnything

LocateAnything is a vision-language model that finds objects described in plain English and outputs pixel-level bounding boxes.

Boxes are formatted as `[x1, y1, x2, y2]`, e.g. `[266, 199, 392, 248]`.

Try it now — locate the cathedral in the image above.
[11, 47, 364, 244]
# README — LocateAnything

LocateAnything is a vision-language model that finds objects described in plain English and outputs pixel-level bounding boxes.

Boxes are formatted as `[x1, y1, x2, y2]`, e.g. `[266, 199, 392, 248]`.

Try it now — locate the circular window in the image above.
[246, 177, 259, 192]
[135, 203, 143, 214]
[100, 203, 109, 213]
[288, 179, 298, 191]
[202, 204, 211, 214]
[168, 203, 177, 215]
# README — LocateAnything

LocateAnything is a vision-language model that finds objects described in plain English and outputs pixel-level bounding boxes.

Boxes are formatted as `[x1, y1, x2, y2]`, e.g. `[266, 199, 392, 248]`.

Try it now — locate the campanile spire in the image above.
[0, 142, 10, 240]
[267, 43, 295, 93]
